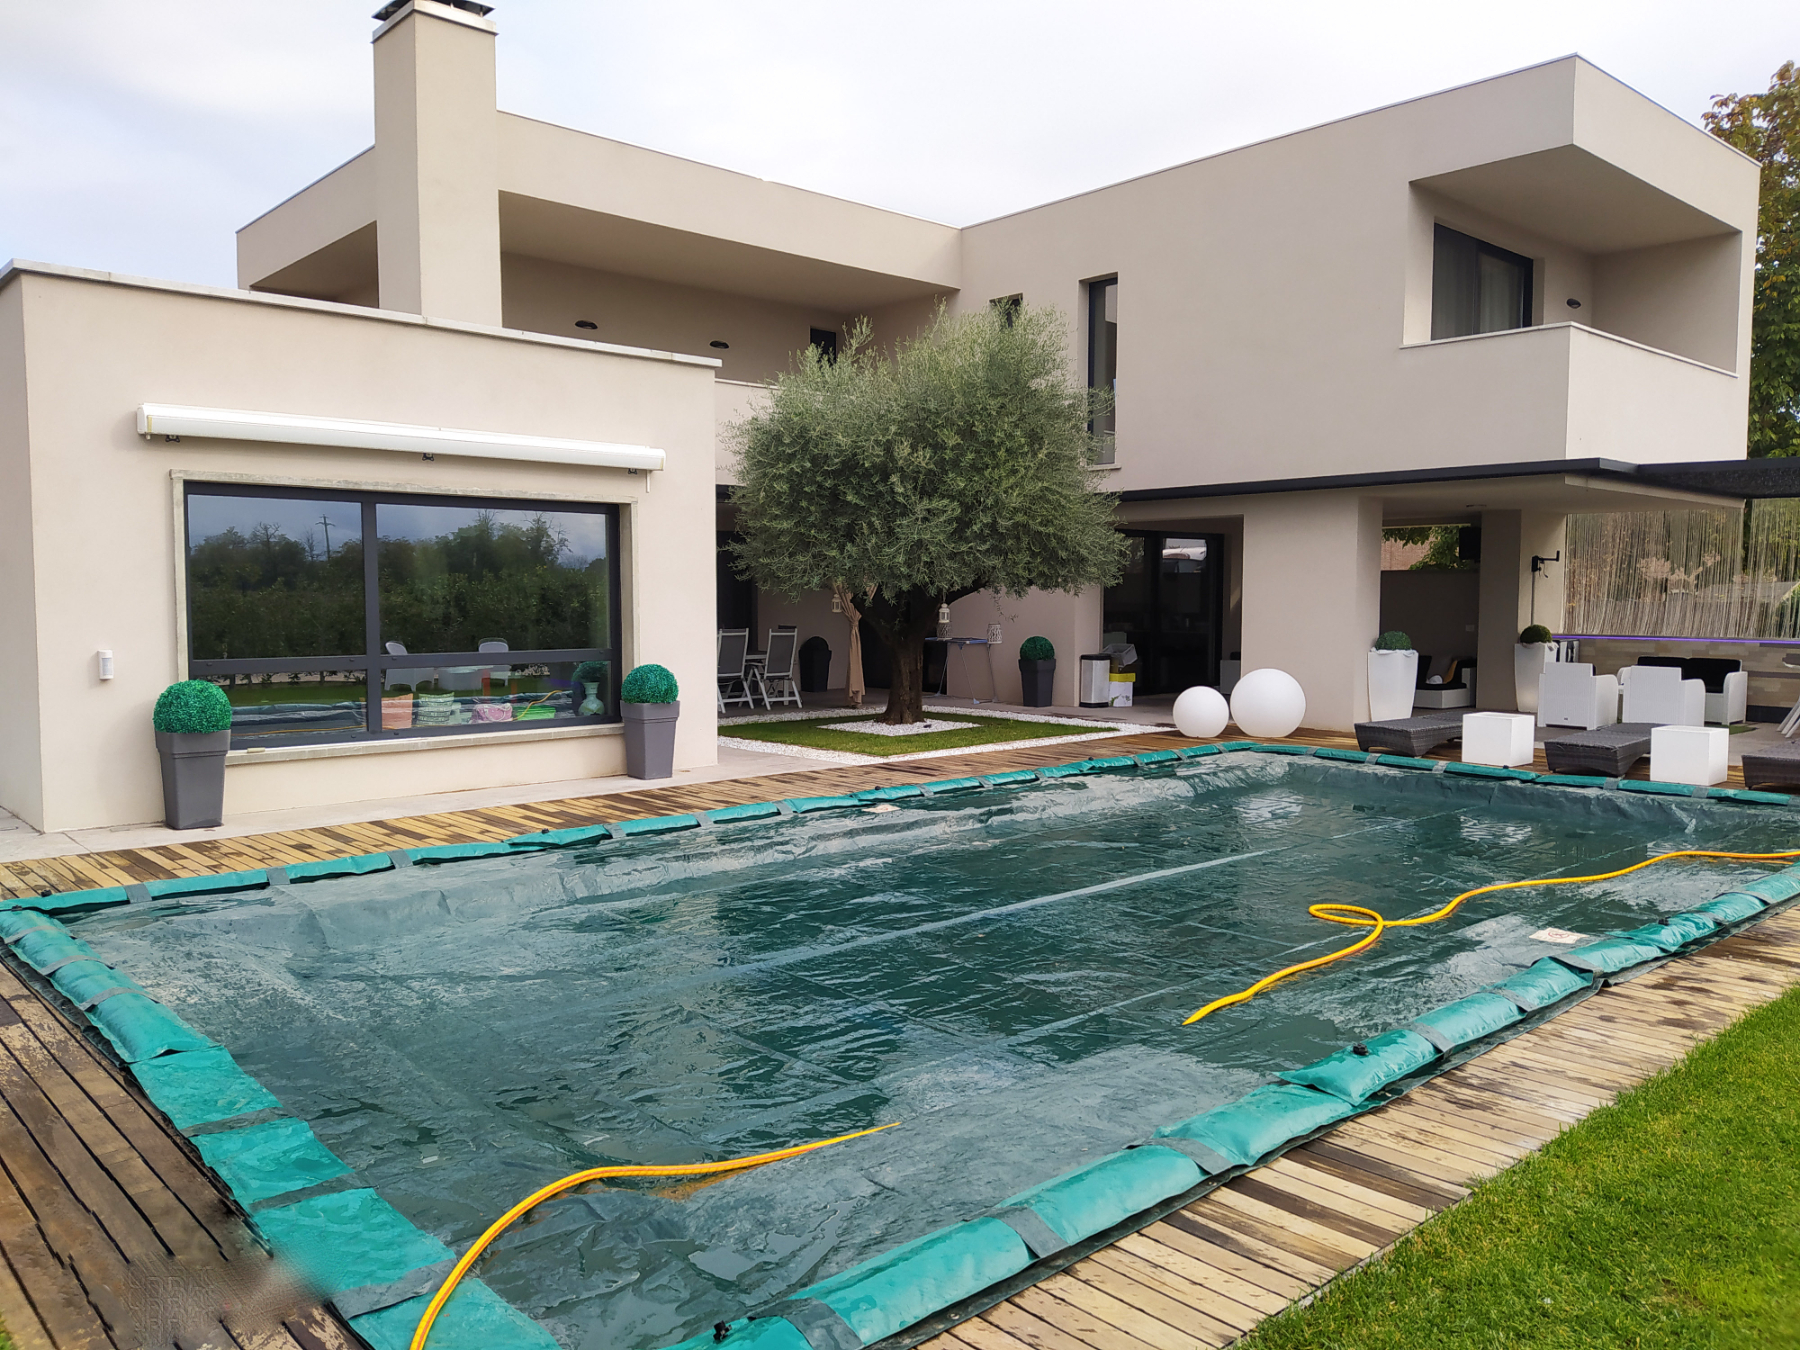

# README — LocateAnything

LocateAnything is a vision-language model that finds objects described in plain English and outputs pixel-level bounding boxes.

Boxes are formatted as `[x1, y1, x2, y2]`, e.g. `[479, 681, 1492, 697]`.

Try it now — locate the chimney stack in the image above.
[371, 1, 503, 325]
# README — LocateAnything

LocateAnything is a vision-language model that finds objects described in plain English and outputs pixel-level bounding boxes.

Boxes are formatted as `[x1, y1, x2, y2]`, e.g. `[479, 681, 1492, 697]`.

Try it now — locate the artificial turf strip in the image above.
[719, 713, 1106, 758]
[1243, 985, 1800, 1350]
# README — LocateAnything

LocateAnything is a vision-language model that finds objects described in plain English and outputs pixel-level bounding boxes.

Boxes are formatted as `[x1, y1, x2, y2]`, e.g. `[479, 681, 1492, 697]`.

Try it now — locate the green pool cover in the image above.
[15, 749, 1797, 1350]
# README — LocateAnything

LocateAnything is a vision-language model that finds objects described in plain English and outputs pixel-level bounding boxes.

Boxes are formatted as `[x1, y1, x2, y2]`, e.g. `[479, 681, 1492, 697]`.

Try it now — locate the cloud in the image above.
[3, 0, 1795, 286]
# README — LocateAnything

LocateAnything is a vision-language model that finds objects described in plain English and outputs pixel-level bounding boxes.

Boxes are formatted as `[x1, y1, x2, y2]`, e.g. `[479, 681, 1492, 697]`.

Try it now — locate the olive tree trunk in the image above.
[863, 587, 977, 724]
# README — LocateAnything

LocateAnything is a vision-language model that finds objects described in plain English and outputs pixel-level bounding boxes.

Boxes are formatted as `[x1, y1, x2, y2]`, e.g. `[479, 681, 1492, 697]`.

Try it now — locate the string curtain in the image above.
[1565, 500, 1800, 638]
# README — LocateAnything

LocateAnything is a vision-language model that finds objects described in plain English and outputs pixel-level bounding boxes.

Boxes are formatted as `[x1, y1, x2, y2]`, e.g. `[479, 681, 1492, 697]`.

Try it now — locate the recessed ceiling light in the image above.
[575, 320, 597, 330]
[710, 340, 730, 349]
[1566, 298, 1581, 309]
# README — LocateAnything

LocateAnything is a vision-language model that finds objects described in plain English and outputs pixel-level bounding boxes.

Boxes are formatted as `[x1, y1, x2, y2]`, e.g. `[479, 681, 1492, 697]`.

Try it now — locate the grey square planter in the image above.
[1019, 659, 1056, 707]
[623, 700, 679, 780]
[155, 729, 230, 829]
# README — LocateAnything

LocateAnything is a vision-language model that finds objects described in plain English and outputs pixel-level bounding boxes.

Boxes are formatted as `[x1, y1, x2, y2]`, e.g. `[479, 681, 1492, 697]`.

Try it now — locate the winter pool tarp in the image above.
[14, 751, 1796, 1350]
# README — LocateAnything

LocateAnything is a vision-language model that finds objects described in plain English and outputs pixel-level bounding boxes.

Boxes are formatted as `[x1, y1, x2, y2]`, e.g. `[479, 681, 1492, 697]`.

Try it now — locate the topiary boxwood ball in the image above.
[1519, 624, 1553, 645]
[1019, 636, 1055, 661]
[572, 661, 608, 686]
[153, 680, 234, 734]
[621, 664, 679, 704]
[1373, 631, 1412, 651]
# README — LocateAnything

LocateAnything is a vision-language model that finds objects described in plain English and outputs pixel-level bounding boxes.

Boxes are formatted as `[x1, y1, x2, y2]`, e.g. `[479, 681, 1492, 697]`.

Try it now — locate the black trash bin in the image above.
[799, 636, 832, 692]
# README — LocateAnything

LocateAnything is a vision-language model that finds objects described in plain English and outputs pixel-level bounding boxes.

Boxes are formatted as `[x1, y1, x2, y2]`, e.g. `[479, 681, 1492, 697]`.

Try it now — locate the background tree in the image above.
[1707, 61, 1799, 457]
[730, 304, 1128, 723]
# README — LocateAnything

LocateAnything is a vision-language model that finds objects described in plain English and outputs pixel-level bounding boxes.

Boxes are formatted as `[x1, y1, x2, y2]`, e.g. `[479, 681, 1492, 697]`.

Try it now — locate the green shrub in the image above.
[1373, 630, 1412, 651]
[1519, 624, 1554, 645]
[153, 680, 234, 734]
[621, 663, 679, 703]
[1019, 635, 1056, 661]
[571, 660, 608, 686]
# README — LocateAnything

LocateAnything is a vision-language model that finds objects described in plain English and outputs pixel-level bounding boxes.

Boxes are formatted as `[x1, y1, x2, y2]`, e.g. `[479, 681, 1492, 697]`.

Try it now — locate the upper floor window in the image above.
[809, 327, 839, 362]
[1088, 277, 1117, 464]
[1431, 225, 1532, 340]
[990, 295, 1022, 327]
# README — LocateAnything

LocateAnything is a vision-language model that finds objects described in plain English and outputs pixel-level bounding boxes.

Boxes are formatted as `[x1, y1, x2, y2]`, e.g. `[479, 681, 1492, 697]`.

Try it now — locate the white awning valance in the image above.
[137, 403, 664, 471]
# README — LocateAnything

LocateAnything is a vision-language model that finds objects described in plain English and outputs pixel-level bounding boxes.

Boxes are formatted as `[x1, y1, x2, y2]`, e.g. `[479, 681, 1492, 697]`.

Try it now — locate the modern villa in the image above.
[0, 0, 1764, 833]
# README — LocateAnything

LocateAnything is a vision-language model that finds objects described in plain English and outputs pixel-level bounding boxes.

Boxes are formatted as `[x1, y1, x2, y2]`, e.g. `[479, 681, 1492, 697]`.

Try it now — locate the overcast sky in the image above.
[3, 1, 1796, 289]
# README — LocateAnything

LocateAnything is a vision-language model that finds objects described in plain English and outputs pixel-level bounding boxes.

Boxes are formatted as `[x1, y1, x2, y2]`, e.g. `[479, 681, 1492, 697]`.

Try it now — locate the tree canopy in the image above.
[1707, 61, 1799, 457]
[729, 303, 1128, 721]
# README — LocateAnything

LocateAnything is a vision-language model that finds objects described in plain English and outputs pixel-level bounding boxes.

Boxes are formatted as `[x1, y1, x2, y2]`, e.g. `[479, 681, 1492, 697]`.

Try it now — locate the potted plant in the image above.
[1366, 630, 1418, 721]
[621, 663, 679, 779]
[153, 680, 233, 830]
[1514, 624, 1555, 714]
[1018, 635, 1056, 707]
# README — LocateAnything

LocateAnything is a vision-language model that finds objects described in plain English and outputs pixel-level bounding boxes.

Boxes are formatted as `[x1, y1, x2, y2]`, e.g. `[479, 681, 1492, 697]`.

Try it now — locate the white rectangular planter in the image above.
[1513, 644, 1552, 714]
[1366, 649, 1418, 722]
[1650, 724, 1728, 786]
[1462, 712, 1535, 767]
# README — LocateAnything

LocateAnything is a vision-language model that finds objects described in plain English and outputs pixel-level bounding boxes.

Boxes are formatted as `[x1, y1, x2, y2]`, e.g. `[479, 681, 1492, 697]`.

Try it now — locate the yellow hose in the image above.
[408, 1123, 897, 1350]
[1183, 848, 1800, 1025]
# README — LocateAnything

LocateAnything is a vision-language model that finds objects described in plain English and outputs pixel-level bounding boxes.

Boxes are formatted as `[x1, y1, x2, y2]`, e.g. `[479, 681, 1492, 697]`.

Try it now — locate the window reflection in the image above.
[377, 503, 611, 654]
[186, 495, 364, 660]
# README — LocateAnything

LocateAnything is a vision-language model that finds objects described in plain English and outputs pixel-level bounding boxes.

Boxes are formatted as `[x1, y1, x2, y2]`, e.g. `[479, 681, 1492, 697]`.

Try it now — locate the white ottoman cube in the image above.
[1650, 724, 1728, 786]
[1462, 712, 1535, 768]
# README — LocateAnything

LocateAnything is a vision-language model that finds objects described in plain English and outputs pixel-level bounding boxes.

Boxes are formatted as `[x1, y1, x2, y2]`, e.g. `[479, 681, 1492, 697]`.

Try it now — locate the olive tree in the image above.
[730, 303, 1127, 723]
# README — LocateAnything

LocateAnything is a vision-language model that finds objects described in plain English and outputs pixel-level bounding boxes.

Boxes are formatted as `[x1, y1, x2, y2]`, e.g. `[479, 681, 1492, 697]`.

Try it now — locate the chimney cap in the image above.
[373, 0, 493, 20]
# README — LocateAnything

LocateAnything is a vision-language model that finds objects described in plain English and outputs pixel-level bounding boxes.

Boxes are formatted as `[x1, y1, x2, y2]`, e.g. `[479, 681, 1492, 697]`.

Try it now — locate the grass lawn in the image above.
[1244, 983, 1800, 1349]
[719, 712, 1113, 758]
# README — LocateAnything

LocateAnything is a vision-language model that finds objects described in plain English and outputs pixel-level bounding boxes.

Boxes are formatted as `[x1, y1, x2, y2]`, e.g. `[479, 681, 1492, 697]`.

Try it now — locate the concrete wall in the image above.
[952, 57, 1756, 487]
[2, 265, 718, 833]
[1475, 509, 1567, 710]
[1379, 571, 1482, 665]
[941, 588, 1106, 706]
[1238, 494, 1384, 730]
[503, 255, 850, 387]
[0, 282, 42, 826]
[1593, 233, 1741, 371]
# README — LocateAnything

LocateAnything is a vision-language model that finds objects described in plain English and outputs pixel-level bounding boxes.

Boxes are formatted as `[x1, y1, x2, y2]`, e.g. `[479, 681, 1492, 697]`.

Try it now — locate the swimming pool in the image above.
[25, 750, 1800, 1350]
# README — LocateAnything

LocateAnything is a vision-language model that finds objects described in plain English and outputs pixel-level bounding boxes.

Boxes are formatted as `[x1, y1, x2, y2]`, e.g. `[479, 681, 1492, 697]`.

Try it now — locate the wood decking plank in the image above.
[1257, 1157, 1437, 1226]
[1083, 1246, 1264, 1334]
[1140, 1217, 1328, 1294]
[1114, 1232, 1296, 1314]
[1283, 1142, 1465, 1210]
[1157, 1209, 1342, 1285]
[1010, 1285, 1165, 1350]
[980, 1297, 1113, 1350]
[0, 1024, 226, 1268]
[1040, 1267, 1230, 1350]
[0, 1162, 112, 1350]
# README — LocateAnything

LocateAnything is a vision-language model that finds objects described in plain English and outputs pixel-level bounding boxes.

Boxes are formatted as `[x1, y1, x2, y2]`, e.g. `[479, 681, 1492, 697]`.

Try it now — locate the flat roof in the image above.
[0, 259, 722, 369]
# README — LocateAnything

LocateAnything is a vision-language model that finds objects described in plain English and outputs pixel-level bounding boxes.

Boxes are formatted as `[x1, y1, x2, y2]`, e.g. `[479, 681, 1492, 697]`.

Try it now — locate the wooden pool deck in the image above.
[0, 727, 1794, 1349]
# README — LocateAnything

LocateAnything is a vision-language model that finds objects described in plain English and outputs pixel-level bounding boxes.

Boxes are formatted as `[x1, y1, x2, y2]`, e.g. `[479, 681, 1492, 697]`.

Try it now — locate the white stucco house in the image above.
[0, 0, 1764, 831]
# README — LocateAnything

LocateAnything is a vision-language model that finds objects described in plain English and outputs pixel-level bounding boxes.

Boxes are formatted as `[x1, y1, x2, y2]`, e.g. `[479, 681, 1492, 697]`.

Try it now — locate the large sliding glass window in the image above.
[1087, 277, 1117, 464]
[1431, 225, 1533, 339]
[185, 485, 620, 747]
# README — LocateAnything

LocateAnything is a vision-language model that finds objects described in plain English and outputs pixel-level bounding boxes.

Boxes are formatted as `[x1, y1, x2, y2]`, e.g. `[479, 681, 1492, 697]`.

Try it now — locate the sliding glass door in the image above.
[1102, 532, 1226, 695]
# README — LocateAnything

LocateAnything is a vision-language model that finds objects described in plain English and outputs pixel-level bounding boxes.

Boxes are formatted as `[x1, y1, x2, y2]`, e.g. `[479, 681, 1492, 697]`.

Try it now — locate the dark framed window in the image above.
[990, 294, 1023, 327]
[809, 327, 839, 362]
[1087, 277, 1117, 464]
[1431, 225, 1533, 339]
[183, 484, 621, 747]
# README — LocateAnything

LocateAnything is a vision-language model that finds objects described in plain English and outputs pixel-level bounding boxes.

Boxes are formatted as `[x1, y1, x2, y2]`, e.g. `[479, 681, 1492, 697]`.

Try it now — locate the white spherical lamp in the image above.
[1173, 685, 1231, 739]
[1230, 668, 1306, 739]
